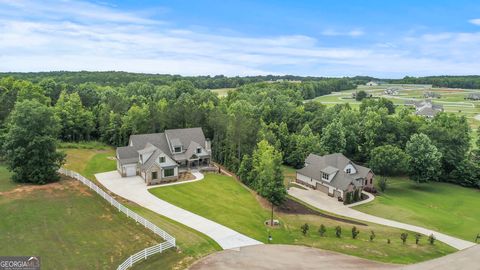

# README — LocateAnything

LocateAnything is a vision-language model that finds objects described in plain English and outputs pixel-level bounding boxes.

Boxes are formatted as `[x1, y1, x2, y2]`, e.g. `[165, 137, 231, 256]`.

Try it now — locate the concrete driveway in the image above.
[95, 171, 261, 250]
[189, 244, 480, 270]
[288, 187, 476, 250]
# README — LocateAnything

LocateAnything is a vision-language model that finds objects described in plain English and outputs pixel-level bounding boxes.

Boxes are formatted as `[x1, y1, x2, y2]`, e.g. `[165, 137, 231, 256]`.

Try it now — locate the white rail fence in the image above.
[58, 168, 176, 270]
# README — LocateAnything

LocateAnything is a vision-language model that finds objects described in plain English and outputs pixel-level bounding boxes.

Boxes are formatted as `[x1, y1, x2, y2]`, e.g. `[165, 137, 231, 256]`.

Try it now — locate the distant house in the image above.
[423, 91, 441, 99]
[296, 153, 374, 202]
[405, 99, 443, 118]
[116, 127, 211, 185]
[366, 81, 378, 86]
[384, 87, 399, 95]
[466, 93, 480, 100]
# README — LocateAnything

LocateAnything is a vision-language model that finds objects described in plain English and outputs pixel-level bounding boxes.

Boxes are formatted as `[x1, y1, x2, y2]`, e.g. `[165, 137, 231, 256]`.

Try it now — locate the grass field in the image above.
[61, 146, 220, 270]
[210, 88, 236, 97]
[0, 163, 160, 270]
[353, 177, 480, 242]
[149, 173, 455, 264]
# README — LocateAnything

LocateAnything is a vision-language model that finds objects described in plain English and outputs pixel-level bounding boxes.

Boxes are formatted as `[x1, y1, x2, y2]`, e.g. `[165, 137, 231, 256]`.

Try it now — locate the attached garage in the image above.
[123, 164, 137, 177]
[316, 183, 329, 194]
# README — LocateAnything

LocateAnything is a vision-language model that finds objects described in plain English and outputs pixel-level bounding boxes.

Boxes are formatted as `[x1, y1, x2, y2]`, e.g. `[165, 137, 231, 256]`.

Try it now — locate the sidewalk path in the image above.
[96, 171, 262, 250]
[288, 188, 476, 250]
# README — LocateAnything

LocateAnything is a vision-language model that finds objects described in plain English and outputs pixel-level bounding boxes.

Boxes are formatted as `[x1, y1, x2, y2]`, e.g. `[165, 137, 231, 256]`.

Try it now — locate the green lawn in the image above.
[354, 177, 480, 242]
[0, 163, 160, 270]
[62, 146, 220, 269]
[150, 173, 455, 264]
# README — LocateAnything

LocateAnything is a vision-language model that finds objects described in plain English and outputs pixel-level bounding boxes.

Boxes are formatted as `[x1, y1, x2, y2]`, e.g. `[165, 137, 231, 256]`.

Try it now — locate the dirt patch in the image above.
[178, 172, 196, 181]
[0, 176, 93, 199]
[277, 198, 368, 226]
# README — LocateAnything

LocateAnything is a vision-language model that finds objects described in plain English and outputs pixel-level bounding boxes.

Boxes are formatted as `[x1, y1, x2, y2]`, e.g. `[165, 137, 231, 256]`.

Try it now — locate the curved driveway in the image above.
[96, 171, 261, 250]
[288, 188, 476, 250]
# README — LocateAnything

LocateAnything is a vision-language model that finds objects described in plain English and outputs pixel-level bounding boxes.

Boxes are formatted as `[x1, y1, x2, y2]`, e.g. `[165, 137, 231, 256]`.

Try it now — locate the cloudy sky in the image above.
[1, 0, 480, 77]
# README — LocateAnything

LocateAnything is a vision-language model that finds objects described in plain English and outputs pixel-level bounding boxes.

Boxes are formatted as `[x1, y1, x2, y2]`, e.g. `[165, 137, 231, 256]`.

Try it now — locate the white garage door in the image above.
[125, 165, 136, 177]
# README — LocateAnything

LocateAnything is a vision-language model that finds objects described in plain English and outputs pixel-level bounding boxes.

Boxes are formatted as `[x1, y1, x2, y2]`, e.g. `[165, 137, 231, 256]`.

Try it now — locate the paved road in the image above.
[288, 188, 476, 250]
[189, 244, 395, 270]
[189, 244, 480, 270]
[96, 171, 261, 250]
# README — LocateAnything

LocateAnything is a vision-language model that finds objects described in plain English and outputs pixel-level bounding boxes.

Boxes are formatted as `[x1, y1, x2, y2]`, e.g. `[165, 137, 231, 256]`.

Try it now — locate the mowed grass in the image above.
[0, 163, 160, 270]
[354, 177, 480, 241]
[62, 145, 220, 269]
[150, 174, 455, 264]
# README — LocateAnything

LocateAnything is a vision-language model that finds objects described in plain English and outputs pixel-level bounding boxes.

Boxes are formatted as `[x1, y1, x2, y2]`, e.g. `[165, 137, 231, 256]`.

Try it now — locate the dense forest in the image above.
[0, 73, 479, 189]
[389, 75, 480, 89]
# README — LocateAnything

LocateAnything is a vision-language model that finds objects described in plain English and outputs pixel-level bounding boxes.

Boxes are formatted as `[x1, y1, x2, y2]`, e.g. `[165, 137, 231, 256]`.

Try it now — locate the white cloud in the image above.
[321, 29, 365, 37]
[469, 19, 480, 25]
[0, 0, 480, 77]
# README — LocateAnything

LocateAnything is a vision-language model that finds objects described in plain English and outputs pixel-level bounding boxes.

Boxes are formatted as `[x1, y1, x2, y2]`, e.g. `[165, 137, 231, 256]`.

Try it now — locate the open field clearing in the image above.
[353, 177, 480, 242]
[0, 163, 159, 270]
[210, 88, 236, 97]
[313, 84, 480, 132]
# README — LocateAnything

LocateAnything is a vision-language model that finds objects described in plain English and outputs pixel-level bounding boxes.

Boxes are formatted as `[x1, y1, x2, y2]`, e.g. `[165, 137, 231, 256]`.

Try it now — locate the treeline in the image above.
[0, 71, 363, 90]
[0, 75, 478, 189]
[390, 76, 480, 89]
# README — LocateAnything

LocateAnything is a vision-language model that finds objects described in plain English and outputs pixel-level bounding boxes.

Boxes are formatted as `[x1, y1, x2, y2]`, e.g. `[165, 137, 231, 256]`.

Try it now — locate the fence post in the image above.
[144, 249, 147, 260]
[129, 256, 132, 267]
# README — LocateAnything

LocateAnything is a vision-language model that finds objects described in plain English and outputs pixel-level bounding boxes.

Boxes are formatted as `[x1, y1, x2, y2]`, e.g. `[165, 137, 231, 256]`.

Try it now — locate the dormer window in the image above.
[159, 156, 165, 163]
[346, 168, 351, 174]
[196, 147, 201, 154]
[322, 172, 329, 180]
[174, 146, 182, 153]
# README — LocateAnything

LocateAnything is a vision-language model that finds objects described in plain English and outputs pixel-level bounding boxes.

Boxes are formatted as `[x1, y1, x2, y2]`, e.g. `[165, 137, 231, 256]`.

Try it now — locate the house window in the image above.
[322, 172, 329, 180]
[370, 179, 373, 184]
[174, 146, 181, 153]
[152, 172, 158, 180]
[197, 147, 201, 154]
[364, 179, 367, 185]
[164, 168, 174, 177]
[159, 156, 165, 163]
[346, 168, 351, 174]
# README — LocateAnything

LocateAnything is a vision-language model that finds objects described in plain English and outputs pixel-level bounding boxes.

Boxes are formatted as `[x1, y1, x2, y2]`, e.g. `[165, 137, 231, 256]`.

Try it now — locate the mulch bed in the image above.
[277, 197, 367, 226]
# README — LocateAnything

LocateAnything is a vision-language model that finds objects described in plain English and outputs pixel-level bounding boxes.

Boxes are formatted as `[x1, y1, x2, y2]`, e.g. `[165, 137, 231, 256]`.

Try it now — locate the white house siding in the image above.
[344, 163, 357, 174]
[296, 173, 317, 188]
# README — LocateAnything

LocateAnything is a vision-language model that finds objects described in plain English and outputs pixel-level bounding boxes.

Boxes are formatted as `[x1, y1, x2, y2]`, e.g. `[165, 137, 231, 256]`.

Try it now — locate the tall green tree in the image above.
[421, 114, 470, 178]
[320, 120, 346, 154]
[405, 133, 442, 183]
[252, 140, 286, 225]
[369, 145, 409, 176]
[55, 91, 94, 141]
[1, 100, 65, 184]
[286, 124, 321, 168]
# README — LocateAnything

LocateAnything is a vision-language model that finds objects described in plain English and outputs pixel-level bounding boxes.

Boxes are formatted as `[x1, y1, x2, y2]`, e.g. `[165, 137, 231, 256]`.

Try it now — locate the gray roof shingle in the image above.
[298, 153, 372, 191]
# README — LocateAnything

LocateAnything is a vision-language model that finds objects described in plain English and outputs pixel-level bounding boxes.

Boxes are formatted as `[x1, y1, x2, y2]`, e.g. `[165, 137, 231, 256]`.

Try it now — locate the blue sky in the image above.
[1, 0, 480, 77]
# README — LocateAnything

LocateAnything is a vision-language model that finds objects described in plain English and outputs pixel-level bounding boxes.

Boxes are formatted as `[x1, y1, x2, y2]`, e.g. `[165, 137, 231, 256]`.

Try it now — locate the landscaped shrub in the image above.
[301, 223, 309, 236]
[415, 233, 421, 244]
[345, 192, 352, 204]
[318, 224, 326, 237]
[335, 226, 342, 238]
[351, 226, 360, 239]
[429, 234, 436, 245]
[387, 238, 391, 244]
[353, 189, 360, 202]
[363, 186, 377, 194]
[369, 230, 375, 241]
[401, 233, 408, 244]
[379, 177, 388, 192]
